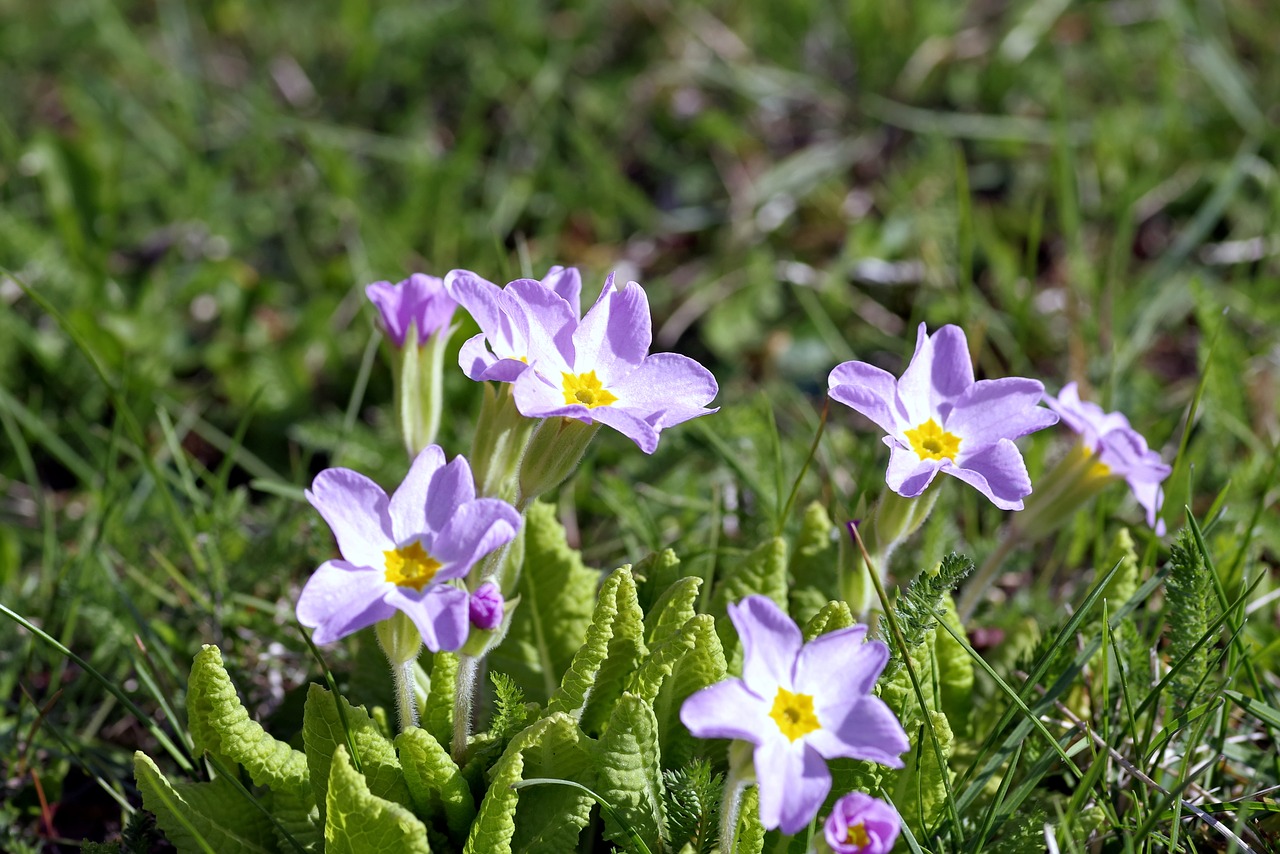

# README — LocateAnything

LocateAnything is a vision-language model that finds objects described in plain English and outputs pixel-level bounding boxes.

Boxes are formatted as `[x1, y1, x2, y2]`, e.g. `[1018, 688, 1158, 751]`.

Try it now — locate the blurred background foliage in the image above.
[1, 0, 1278, 848]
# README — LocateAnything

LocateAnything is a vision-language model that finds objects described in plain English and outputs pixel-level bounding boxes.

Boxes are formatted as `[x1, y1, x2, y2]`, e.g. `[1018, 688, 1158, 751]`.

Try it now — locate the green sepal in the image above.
[547, 565, 647, 734]
[464, 713, 596, 854]
[395, 726, 476, 839]
[489, 501, 600, 703]
[595, 692, 667, 852]
[303, 683, 413, 825]
[789, 501, 838, 624]
[802, 600, 855, 641]
[710, 537, 788, 656]
[133, 751, 276, 853]
[325, 745, 430, 854]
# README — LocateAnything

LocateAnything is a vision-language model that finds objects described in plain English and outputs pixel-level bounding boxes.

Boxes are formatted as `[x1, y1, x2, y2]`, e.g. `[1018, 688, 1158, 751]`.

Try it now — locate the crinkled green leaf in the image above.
[789, 501, 838, 624]
[596, 692, 666, 851]
[303, 683, 413, 825]
[324, 745, 429, 854]
[635, 548, 684, 614]
[489, 501, 599, 703]
[464, 713, 596, 854]
[548, 566, 647, 734]
[934, 595, 973, 737]
[893, 709, 954, 839]
[879, 629, 935, 733]
[802, 600, 855, 641]
[644, 575, 701, 650]
[395, 726, 476, 839]
[1095, 527, 1140, 606]
[710, 537, 788, 656]
[629, 614, 728, 770]
[424, 651, 458, 751]
[134, 752, 275, 854]
[264, 786, 323, 853]
[732, 786, 765, 854]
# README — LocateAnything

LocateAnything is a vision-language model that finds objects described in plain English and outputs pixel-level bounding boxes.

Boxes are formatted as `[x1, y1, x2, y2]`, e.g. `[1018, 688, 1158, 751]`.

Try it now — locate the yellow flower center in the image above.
[1077, 444, 1113, 482]
[905, 418, 962, 461]
[562, 370, 618, 408]
[846, 822, 871, 848]
[768, 686, 821, 742]
[383, 541, 442, 592]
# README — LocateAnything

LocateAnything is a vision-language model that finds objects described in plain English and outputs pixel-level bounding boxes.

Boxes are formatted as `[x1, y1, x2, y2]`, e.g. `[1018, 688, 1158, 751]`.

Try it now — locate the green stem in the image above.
[719, 744, 753, 852]
[451, 653, 479, 764]
[391, 659, 419, 733]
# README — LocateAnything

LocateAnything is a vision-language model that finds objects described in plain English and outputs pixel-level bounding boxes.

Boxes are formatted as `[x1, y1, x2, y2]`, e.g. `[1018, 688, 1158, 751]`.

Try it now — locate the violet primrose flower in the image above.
[828, 323, 1059, 510]
[366, 273, 457, 347]
[297, 446, 520, 651]
[680, 596, 908, 834]
[823, 792, 901, 854]
[1045, 382, 1171, 532]
[468, 581, 505, 631]
[449, 267, 583, 382]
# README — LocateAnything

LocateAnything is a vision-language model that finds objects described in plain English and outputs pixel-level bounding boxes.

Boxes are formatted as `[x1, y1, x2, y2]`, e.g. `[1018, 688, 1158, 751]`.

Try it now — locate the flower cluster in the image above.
[681, 595, 908, 833]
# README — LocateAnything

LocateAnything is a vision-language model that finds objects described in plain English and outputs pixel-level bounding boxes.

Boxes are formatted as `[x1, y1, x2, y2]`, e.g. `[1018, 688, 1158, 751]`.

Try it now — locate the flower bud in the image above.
[468, 582, 505, 631]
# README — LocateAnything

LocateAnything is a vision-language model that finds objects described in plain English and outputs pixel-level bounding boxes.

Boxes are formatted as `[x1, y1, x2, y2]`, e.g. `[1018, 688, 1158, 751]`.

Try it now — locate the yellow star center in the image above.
[905, 418, 962, 461]
[768, 686, 821, 742]
[383, 541, 442, 592]
[846, 822, 871, 848]
[562, 370, 617, 408]
[1078, 444, 1113, 482]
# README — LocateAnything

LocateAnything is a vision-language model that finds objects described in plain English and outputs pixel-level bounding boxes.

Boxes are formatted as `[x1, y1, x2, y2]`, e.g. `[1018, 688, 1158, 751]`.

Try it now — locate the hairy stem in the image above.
[391, 659, 419, 733]
[451, 653, 479, 764]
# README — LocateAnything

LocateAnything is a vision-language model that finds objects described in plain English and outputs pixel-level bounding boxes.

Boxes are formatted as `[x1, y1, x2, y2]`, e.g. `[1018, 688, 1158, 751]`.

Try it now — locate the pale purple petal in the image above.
[297, 561, 395, 644]
[731, 595, 803, 696]
[431, 498, 520, 579]
[366, 274, 455, 347]
[792, 626, 877, 698]
[468, 582, 505, 631]
[502, 278, 577, 369]
[679, 680, 771, 743]
[946, 377, 1058, 446]
[572, 276, 651, 384]
[512, 368, 583, 419]
[448, 270, 525, 365]
[828, 360, 908, 437]
[387, 583, 471, 652]
[1130, 479, 1167, 533]
[884, 443, 942, 498]
[543, 265, 582, 317]
[754, 739, 831, 834]
[945, 439, 1032, 511]
[825, 792, 900, 854]
[388, 446, 446, 543]
[459, 333, 530, 383]
[607, 353, 719, 428]
[896, 324, 974, 423]
[424, 455, 477, 536]
[305, 468, 395, 568]
[1046, 382, 1131, 447]
[807, 696, 909, 767]
[590, 405, 661, 454]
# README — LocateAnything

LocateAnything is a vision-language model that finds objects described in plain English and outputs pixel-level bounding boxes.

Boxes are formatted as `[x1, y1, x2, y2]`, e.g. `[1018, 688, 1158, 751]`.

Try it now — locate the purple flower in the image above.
[824, 792, 900, 854]
[680, 596, 908, 834]
[1045, 382, 1171, 533]
[449, 267, 583, 382]
[297, 446, 520, 651]
[468, 582, 505, 631]
[510, 273, 718, 454]
[366, 273, 457, 347]
[828, 323, 1059, 510]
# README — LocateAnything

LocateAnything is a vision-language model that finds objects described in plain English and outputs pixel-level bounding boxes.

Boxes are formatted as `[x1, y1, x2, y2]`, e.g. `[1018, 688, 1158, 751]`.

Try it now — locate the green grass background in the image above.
[1, 0, 1278, 849]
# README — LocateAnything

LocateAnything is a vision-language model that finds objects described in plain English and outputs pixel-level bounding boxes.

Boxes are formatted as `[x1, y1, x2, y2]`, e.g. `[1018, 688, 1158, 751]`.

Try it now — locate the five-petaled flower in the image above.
[366, 273, 457, 347]
[828, 323, 1059, 510]
[823, 791, 901, 854]
[451, 268, 718, 454]
[1044, 382, 1171, 533]
[680, 596, 909, 834]
[297, 446, 520, 651]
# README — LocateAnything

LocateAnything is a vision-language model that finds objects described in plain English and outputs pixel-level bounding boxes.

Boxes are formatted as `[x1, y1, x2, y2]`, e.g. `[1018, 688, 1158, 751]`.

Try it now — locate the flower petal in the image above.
[365, 274, 454, 347]
[730, 595, 803, 696]
[431, 498, 520, 579]
[503, 278, 577, 369]
[447, 270, 519, 358]
[947, 377, 1057, 446]
[543, 265, 582, 317]
[589, 405, 661, 454]
[512, 368, 584, 419]
[1046, 382, 1131, 446]
[572, 276, 651, 384]
[754, 740, 831, 834]
[679, 679, 770, 743]
[387, 583, 471, 652]
[424, 455, 478, 536]
[792, 625, 877, 699]
[388, 445, 446, 543]
[897, 324, 974, 423]
[305, 468, 394, 568]
[943, 439, 1031, 510]
[807, 695, 910, 768]
[608, 353, 719, 428]
[884, 443, 942, 499]
[828, 360, 907, 437]
[459, 333, 529, 383]
[297, 560, 395, 644]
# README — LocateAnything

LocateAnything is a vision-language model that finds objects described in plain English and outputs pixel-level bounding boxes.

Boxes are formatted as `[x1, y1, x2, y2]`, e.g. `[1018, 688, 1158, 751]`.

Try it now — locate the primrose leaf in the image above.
[424, 651, 458, 751]
[134, 751, 276, 853]
[464, 713, 596, 854]
[303, 683, 413, 825]
[489, 500, 599, 704]
[789, 501, 838, 624]
[596, 692, 666, 851]
[635, 548, 683, 613]
[710, 537, 788, 655]
[548, 565, 647, 735]
[802, 600, 855, 641]
[395, 726, 476, 840]
[324, 745, 429, 854]
[644, 575, 702, 650]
